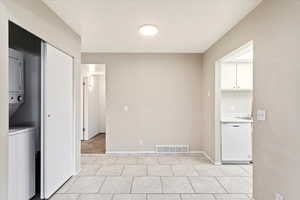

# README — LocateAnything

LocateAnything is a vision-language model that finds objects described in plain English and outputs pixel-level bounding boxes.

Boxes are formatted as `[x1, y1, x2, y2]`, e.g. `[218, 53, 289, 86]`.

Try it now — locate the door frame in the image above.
[214, 41, 253, 165]
[0, 3, 9, 200]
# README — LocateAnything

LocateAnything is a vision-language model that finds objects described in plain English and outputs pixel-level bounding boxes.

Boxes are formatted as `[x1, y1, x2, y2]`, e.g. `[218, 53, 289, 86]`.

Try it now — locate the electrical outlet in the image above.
[139, 140, 143, 145]
[275, 193, 284, 200]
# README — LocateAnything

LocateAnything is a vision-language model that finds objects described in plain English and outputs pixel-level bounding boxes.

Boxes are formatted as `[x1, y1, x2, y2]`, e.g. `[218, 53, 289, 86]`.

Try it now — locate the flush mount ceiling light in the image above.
[139, 24, 159, 36]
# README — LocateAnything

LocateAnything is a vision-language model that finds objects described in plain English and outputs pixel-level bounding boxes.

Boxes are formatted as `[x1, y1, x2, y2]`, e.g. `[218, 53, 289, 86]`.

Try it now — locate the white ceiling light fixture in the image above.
[139, 24, 159, 36]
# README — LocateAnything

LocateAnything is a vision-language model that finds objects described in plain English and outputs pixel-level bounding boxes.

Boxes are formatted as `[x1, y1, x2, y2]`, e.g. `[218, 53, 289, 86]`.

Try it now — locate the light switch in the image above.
[275, 193, 284, 200]
[124, 105, 129, 112]
[257, 110, 266, 121]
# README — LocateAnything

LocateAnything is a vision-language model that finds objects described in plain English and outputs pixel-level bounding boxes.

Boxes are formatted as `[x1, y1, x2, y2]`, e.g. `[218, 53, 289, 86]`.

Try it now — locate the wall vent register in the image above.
[156, 145, 189, 153]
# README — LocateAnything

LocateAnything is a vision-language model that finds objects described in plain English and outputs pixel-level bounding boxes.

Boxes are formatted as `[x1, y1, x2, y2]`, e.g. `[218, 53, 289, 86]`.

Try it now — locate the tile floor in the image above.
[51, 154, 253, 200]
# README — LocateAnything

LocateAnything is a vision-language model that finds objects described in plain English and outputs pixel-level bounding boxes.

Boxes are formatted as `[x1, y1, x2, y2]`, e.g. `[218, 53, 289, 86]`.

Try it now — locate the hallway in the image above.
[81, 134, 106, 154]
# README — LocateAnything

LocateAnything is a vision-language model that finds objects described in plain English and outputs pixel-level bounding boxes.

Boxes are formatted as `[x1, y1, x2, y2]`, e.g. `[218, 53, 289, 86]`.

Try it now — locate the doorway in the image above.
[81, 64, 106, 154]
[215, 41, 253, 165]
[214, 41, 254, 195]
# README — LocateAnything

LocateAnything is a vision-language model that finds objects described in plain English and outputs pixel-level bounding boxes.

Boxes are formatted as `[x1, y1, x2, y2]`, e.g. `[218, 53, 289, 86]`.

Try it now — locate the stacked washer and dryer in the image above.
[8, 49, 36, 200]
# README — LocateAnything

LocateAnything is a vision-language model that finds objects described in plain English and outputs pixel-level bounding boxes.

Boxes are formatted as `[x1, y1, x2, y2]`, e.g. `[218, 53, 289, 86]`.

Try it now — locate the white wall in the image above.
[221, 91, 252, 116]
[87, 75, 101, 139]
[82, 53, 203, 152]
[0, 1, 81, 199]
[202, 0, 300, 199]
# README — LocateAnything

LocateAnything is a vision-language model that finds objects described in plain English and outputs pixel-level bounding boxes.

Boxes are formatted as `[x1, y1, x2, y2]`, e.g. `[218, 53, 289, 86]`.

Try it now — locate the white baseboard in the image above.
[105, 151, 156, 154]
[105, 150, 206, 155]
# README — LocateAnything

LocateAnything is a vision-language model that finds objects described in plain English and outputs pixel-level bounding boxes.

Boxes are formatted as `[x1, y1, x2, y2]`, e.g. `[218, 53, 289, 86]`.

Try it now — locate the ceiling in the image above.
[42, 0, 262, 53]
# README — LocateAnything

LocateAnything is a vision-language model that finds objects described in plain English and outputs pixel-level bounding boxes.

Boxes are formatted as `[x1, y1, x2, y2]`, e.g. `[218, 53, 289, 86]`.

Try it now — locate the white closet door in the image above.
[42, 43, 74, 199]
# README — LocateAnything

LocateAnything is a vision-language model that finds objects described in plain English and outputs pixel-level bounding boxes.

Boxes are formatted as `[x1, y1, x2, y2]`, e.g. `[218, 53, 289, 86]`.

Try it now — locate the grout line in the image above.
[170, 165, 175, 176]
[160, 176, 164, 194]
[96, 176, 107, 193]
[187, 176, 196, 193]
[129, 176, 134, 193]
[214, 176, 229, 194]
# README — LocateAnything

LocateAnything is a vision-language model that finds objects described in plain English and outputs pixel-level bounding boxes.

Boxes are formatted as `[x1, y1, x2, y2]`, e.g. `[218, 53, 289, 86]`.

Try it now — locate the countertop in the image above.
[221, 117, 253, 123]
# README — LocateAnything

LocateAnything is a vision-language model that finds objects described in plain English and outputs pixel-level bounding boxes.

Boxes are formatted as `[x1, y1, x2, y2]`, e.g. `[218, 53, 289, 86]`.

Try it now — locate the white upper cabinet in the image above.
[236, 63, 253, 90]
[221, 63, 237, 90]
[221, 62, 253, 90]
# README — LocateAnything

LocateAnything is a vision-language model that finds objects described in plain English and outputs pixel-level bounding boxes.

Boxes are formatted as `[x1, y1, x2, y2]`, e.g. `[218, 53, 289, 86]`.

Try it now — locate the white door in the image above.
[42, 43, 74, 199]
[236, 62, 253, 90]
[221, 63, 237, 90]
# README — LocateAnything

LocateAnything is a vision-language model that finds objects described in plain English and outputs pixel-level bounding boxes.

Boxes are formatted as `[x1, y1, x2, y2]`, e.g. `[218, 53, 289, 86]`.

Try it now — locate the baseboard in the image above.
[105, 150, 206, 155]
[105, 151, 156, 154]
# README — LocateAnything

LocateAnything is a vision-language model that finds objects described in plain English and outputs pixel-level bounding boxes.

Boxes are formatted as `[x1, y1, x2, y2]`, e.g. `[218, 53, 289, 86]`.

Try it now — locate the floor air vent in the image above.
[156, 145, 190, 153]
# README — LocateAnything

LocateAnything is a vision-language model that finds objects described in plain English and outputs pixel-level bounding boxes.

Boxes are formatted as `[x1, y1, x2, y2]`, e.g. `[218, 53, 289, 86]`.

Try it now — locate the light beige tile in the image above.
[95, 157, 117, 165]
[137, 157, 159, 165]
[162, 177, 194, 193]
[172, 165, 199, 176]
[99, 177, 133, 194]
[50, 194, 80, 200]
[66, 176, 105, 194]
[81, 156, 96, 165]
[79, 164, 102, 176]
[217, 177, 252, 194]
[79, 194, 113, 200]
[56, 176, 79, 193]
[113, 194, 146, 200]
[194, 165, 225, 177]
[181, 194, 215, 200]
[115, 157, 138, 165]
[122, 165, 147, 176]
[96, 165, 124, 176]
[189, 177, 226, 193]
[132, 177, 162, 193]
[158, 157, 179, 165]
[177, 157, 210, 165]
[218, 165, 249, 177]
[148, 165, 173, 176]
[214, 194, 250, 199]
[239, 165, 253, 176]
[147, 194, 181, 200]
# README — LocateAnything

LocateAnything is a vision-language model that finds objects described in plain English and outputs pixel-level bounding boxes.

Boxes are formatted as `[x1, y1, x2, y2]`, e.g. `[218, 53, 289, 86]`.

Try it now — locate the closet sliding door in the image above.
[41, 43, 74, 199]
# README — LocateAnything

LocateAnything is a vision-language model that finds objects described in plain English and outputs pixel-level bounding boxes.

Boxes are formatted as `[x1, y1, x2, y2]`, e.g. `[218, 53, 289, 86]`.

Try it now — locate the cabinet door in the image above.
[236, 63, 253, 90]
[16, 132, 36, 200]
[221, 63, 237, 90]
[8, 135, 18, 200]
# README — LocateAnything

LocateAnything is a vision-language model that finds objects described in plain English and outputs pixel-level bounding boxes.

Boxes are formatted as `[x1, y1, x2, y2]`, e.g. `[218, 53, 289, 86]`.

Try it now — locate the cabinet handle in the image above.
[232, 125, 240, 128]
